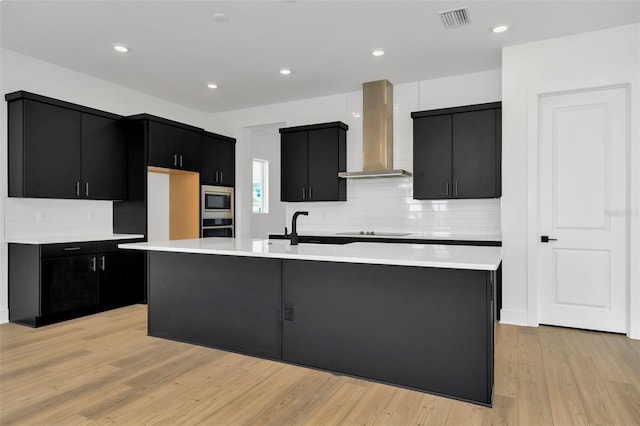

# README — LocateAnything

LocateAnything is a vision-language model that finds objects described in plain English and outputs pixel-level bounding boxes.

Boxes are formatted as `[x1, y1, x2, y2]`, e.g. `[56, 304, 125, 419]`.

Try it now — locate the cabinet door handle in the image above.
[215, 171, 219, 182]
[75, 181, 80, 197]
[100, 255, 106, 271]
[302, 187, 306, 200]
[309, 187, 312, 200]
[455, 182, 459, 196]
[90, 256, 97, 272]
[173, 154, 178, 167]
[220, 172, 223, 183]
[445, 182, 450, 196]
[64, 247, 81, 251]
[85, 182, 89, 197]
[180, 155, 183, 168]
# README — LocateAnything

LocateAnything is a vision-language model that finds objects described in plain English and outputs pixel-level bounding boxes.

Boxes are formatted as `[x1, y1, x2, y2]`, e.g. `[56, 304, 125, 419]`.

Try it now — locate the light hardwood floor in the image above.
[1, 305, 639, 425]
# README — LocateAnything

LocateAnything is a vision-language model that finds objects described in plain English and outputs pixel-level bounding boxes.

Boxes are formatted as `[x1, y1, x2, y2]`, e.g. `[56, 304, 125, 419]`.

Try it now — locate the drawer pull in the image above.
[63, 247, 81, 251]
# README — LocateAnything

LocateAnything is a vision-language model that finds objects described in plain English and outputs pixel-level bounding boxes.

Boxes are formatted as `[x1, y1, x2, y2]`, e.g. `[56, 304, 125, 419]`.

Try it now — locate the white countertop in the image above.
[269, 231, 502, 242]
[120, 238, 502, 271]
[5, 234, 145, 245]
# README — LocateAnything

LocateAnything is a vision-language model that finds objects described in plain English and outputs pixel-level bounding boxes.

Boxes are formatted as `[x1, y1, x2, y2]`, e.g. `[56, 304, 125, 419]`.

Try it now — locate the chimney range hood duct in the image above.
[339, 80, 411, 179]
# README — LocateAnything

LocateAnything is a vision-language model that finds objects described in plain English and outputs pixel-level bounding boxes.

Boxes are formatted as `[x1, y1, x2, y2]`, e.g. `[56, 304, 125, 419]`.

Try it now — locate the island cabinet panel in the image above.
[282, 259, 494, 405]
[147, 252, 282, 360]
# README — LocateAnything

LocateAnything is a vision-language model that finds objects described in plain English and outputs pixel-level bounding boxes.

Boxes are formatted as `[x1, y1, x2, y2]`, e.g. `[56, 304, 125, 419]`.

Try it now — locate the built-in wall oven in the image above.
[201, 185, 234, 237]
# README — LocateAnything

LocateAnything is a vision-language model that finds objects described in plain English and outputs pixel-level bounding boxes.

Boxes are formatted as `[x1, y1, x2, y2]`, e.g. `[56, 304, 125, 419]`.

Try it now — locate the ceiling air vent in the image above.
[438, 7, 470, 29]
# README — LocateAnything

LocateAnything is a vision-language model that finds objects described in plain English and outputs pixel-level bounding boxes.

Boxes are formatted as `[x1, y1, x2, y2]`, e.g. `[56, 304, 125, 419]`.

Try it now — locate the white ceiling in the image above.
[1, 1, 638, 113]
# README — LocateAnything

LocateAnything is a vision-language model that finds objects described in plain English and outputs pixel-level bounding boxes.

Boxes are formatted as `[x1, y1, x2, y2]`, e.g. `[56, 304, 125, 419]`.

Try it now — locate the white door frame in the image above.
[526, 83, 637, 338]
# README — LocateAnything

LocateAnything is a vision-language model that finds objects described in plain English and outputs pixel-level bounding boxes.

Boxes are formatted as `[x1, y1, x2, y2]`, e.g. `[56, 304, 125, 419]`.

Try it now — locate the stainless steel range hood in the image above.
[338, 80, 412, 179]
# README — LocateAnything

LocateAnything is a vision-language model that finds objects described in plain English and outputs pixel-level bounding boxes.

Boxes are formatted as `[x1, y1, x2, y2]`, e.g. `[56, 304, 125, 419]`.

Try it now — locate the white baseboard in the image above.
[0, 308, 9, 324]
[499, 309, 529, 326]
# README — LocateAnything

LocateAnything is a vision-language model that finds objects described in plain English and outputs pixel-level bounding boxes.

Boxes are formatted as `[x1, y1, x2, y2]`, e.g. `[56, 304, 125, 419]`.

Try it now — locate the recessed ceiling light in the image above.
[372, 49, 385, 57]
[113, 44, 129, 53]
[280, 68, 292, 75]
[207, 83, 218, 89]
[213, 13, 228, 22]
[492, 25, 509, 33]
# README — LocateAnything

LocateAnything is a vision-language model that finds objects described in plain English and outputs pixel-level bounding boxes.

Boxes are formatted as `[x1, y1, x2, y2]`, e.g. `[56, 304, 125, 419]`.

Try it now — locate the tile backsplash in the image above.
[4, 198, 113, 240]
[285, 178, 501, 236]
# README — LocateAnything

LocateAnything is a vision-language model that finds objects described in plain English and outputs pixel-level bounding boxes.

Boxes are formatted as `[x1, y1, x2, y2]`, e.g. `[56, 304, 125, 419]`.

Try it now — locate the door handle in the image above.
[75, 181, 80, 197]
[302, 187, 306, 200]
[180, 155, 183, 168]
[220, 172, 223, 183]
[85, 182, 89, 197]
[90, 256, 97, 272]
[100, 255, 106, 271]
[173, 154, 178, 167]
[308, 187, 312, 200]
[445, 182, 450, 196]
[455, 182, 459, 196]
[541, 236, 558, 243]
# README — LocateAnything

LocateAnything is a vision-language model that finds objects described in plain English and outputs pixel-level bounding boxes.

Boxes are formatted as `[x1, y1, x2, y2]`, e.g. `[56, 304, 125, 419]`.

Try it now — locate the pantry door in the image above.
[537, 86, 628, 333]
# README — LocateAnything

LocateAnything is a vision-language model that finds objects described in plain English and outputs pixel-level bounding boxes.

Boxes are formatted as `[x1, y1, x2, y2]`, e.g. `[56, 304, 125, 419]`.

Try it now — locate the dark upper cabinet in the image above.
[280, 122, 347, 202]
[147, 120, 202, 172]
[202, 132, 236, 186]
[6, 91, 127, 200]
[81, 114, 127, 200]
[412, 102, 501, 200]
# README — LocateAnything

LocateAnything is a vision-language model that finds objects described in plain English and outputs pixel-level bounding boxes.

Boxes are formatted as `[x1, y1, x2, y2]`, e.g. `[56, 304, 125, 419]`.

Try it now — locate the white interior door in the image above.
[538, 86, 628, 333]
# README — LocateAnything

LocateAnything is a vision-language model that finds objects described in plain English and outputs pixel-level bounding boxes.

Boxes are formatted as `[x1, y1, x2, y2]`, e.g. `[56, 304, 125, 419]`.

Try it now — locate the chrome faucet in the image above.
[290, 211, 308, 245]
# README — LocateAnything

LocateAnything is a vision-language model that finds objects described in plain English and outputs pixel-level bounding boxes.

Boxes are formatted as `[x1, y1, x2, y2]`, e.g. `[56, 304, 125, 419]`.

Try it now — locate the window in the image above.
[252, 159, 268, 213]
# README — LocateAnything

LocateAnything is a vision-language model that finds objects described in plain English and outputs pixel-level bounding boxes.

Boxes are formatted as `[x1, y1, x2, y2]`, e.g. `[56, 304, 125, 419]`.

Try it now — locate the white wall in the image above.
[147, 172, 170, 242]
[501, 24, 640, 338]
[0, 48, 209, 323]
[208, 69, 503, 238]
[249, 126, 286, 238]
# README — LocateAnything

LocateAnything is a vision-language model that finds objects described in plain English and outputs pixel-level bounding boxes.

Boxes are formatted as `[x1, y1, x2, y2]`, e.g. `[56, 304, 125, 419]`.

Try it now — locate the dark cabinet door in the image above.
[452, 109, 496, 198]
[217, 139, 235, 186]
[176, 128, 202, 172]
[201, 134, 219, 184]
[282, 260, 493, 405]
[281, 131, 309, 202]
[308, 127, 340, 201]
[40, 254, 99, 315]
[23, 100, 82, 199]
[81, 114, 127, 200]
[148, 121, 178, 168]
[413, 114, 453, 199]
[99, 251, 144, 308]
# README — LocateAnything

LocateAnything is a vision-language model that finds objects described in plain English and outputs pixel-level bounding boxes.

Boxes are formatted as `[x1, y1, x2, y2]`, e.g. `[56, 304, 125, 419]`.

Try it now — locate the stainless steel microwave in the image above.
[202, 185, 233, 213]
[201, 185, 234, 237]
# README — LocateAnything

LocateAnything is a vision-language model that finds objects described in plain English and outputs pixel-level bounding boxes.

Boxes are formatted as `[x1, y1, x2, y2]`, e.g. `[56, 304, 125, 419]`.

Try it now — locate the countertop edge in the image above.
[119, 241, 502, 271]
[6, 234, 145, 245]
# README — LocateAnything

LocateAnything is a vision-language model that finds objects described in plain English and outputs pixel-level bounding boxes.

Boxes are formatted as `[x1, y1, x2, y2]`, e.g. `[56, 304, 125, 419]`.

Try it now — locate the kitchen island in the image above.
[120, 238, 501, 406]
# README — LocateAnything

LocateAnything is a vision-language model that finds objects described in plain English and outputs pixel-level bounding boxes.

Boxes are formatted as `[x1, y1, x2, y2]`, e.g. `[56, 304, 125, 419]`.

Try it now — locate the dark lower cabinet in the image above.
[41, 254, 99, 316]
[8, 239, 144, 327]
[98, 242, 145, 309]
[147, 252, 282, 359]
[281, 260, 494, 405]
[143, 251, 495, 406]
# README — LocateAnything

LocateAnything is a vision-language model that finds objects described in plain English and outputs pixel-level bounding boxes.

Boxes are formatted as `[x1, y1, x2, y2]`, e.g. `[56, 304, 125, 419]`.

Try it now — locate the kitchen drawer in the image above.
[98, 238, 145, 253]
[40, 242, 98, 258]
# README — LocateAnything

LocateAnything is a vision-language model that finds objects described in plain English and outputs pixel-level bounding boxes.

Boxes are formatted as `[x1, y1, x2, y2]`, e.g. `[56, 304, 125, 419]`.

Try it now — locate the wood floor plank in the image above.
[1, 305, 639, 425]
